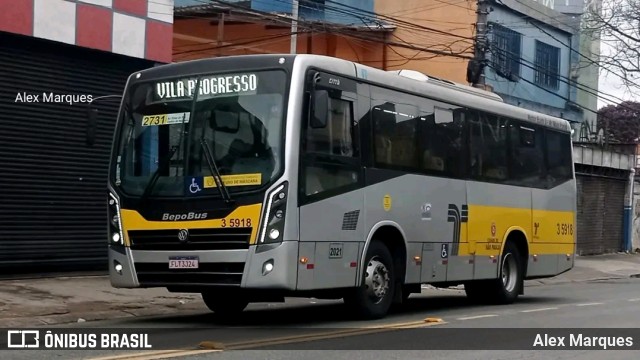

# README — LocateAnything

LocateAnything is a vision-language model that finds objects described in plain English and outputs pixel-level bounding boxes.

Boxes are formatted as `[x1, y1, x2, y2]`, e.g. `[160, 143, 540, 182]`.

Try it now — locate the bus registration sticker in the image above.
[142, 112, 191, 127]
[329, 243, 343, 259]
[169, 256, 199, 269]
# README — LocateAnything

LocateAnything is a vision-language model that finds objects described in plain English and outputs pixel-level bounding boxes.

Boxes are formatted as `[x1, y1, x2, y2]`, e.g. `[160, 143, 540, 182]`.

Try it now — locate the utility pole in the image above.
[290, 0, 299, 54]
[469, 0, 490, 88]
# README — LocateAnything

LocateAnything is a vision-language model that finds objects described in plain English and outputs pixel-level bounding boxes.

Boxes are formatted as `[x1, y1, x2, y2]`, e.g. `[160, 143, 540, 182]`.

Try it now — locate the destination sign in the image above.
[155, 73, 258, 100]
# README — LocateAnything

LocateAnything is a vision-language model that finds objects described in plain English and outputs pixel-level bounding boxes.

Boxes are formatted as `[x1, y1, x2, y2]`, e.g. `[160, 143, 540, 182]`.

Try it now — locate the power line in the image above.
[173, 0, 631, 112]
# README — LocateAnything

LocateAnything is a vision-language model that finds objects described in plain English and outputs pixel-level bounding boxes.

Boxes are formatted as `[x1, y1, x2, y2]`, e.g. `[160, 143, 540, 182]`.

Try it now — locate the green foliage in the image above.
[597, 101, 640, 143]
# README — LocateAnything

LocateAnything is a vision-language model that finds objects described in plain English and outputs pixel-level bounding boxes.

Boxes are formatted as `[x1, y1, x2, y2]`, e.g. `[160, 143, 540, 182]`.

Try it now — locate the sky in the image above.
[597, 38, 639, 109]
[598, 73, 637, 109]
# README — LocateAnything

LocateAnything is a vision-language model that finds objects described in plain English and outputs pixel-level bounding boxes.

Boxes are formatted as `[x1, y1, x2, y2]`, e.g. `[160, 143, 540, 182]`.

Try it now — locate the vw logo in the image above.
[177, 229, 189, 242]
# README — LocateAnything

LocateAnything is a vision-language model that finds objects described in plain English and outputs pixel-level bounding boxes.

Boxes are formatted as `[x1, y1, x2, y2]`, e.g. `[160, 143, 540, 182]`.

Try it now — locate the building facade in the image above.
[174, 0, 476, 83]
[484, 0, 583, 125]
[173, 1, 391, 64]
[0, 0, 173, 272]
[374, 0, 477, 83]
[520, 0, 602, 140]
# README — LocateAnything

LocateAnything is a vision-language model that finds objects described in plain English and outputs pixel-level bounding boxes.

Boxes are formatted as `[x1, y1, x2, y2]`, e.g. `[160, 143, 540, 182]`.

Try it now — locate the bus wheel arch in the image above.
[502, 229, 529, 289]
[496, 229, 529, 301]
[465, 229, 529, 304]
[346, 223, 408, 318]
[363, 224, 407, 294]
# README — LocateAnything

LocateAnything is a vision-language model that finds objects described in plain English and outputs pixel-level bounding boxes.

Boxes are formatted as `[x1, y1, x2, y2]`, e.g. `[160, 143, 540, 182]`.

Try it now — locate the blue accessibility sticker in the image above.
[185, 177, 203, 195]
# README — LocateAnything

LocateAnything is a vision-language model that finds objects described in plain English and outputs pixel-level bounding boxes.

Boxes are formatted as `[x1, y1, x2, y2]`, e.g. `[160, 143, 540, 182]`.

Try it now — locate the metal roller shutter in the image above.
[0, 32, 154, 272]
[576, 174, 626, 255]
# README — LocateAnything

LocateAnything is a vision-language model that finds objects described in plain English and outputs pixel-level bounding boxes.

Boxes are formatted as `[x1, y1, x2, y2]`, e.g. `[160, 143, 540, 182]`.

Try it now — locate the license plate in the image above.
[168, 256, 199, 269]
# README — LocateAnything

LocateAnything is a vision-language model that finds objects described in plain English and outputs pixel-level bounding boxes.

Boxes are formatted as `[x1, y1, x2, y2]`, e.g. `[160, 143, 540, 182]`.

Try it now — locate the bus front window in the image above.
[114, 70, 287, 198]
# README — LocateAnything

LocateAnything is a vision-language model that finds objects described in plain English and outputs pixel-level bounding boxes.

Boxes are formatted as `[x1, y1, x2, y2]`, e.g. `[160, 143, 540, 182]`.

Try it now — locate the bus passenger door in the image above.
[297, 74, 366, 291]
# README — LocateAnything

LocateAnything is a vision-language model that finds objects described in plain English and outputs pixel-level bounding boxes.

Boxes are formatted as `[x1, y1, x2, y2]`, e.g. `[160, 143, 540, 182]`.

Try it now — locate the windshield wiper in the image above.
[199, 138, 234, 204]
[139, 146, 180, 203]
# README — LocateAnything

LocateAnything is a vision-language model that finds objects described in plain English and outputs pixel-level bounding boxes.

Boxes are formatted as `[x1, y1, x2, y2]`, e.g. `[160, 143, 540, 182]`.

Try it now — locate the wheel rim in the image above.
[364, 257, 390, 304]
[501, 253, 517, 293]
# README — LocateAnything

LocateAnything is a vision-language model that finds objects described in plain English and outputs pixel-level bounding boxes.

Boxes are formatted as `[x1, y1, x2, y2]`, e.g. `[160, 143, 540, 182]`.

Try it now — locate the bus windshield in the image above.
[113, 70, 287, 198]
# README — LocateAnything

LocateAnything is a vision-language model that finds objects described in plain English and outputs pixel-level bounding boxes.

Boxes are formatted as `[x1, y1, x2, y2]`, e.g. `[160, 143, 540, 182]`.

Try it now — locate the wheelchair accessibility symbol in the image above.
[189, 178, 202, 194]
[441, 244, 448, 259]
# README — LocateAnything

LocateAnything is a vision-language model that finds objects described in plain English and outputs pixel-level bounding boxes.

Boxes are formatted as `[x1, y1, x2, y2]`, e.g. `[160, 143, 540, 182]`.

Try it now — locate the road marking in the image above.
[88, 349, 213, 360]
[220, 318, 447, 350]
[114, 350, 222, 360]
[520, 307, 558, 313]
[628, 298, 640, 302]
[87, 318, 446, 359]
[456, 314, 498, 321]
[575, 302, 603, 307]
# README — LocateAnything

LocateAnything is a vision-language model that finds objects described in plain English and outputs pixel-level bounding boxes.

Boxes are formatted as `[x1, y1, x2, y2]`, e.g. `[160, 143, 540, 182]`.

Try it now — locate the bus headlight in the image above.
[108, 192, 125, 247]
[258, 182, 288, 244]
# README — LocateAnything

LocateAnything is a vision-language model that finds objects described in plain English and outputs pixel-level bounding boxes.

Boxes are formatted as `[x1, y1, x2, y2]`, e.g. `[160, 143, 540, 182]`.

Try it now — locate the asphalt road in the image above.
[3, 278, 640, 359]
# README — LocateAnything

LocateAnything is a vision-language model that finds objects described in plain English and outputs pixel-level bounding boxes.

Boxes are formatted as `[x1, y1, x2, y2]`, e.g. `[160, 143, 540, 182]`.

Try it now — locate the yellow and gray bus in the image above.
[104, 54, 576, 319]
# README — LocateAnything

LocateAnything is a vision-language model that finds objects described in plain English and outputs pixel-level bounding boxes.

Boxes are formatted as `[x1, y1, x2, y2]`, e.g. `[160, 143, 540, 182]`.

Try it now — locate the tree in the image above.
[597, 101, 640, 143]
[586, 0, 640, 92]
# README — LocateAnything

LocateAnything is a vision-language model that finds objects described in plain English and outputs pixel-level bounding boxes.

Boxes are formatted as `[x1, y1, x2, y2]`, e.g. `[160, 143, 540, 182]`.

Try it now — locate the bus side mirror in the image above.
[86, 107, 98, 146]
[310, 90, 330, 129]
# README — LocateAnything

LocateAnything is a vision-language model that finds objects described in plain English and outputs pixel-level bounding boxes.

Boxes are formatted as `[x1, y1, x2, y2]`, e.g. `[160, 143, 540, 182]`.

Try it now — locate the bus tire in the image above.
[464, 280, 489, 303]
[201, 291, 249, 316]
[491, 241, 522, 304]
[344, 241, 395, 319]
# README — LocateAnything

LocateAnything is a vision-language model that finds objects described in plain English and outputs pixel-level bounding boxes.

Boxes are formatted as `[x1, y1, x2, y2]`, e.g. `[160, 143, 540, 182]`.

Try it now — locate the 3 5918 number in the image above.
[221, 218, 252, 227]
[556, 223, 573, 236]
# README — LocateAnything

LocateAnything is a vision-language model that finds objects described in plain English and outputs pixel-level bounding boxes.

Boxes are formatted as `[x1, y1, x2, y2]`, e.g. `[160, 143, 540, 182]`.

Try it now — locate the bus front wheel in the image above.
[201, 291, 249, 315]
[344, 241, 395, 319]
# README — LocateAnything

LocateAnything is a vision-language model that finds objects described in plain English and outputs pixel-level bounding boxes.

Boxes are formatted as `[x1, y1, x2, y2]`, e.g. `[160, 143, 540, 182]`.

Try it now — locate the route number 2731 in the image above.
[556, 223, 573, 236]
[221, 218, 252, 228]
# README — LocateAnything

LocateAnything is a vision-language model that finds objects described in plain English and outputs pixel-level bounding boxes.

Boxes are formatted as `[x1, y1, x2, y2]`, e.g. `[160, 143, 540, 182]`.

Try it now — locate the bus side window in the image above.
[468, 110, 508, 181]
[545, 129, 573, 187]
[372, 101, 420, 170]
[303, 97, 358, 196]
[508, 123, 545, 187]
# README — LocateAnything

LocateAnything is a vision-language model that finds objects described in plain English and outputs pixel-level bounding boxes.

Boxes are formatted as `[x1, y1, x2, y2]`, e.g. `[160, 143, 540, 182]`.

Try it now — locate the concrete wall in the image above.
[374, 0, 476, 83]
[173, 18, 385, 63]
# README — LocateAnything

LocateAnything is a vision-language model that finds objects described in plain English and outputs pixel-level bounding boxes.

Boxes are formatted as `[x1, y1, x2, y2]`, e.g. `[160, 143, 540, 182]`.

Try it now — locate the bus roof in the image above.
[294, 54, 572, 133]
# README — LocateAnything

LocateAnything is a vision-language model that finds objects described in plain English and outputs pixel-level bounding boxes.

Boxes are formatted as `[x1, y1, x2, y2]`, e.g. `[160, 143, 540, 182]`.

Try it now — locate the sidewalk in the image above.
[1, 253, 639, 328]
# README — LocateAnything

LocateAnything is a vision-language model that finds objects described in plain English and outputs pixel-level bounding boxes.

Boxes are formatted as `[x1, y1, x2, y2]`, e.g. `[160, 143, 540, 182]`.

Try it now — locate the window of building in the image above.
[534, 40, 560, 90]
[491, 23, 521, 81]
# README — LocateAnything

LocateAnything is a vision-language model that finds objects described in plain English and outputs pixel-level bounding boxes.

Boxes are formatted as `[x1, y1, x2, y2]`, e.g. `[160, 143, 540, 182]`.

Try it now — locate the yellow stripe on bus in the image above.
[460, 204, 575, 257]
[119, 203, 263, 246]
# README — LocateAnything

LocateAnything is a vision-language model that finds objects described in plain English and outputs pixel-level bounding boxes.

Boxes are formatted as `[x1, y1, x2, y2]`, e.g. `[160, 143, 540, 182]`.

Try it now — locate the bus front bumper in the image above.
[108, 241, 299, 291]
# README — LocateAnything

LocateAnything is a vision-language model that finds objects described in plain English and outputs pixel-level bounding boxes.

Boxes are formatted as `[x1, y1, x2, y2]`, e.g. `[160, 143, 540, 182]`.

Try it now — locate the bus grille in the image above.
[128, 227, 251, 251]
[134, 262, 245, 286]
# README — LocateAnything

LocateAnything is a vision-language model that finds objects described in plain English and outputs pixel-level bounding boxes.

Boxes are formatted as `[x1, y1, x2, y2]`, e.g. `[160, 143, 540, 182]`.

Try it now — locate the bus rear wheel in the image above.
[494, 241, 522, 304]
[464, 242, 522, 304]
[344, 241, 395, 319]
[201, 291, 249, 316]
